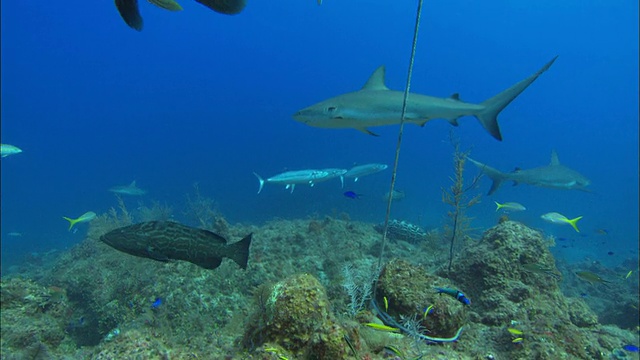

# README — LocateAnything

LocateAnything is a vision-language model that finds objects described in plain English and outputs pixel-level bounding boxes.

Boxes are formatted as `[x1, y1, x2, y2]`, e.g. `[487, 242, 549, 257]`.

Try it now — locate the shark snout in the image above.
[292, 109, 313, 123]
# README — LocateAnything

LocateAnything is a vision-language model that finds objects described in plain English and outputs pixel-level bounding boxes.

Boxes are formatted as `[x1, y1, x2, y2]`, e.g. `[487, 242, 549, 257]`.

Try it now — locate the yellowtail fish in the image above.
[63, 211, 97, 231]
[1, 144, 22, 158]
[364, 323, 400, 333]
[507, 328, 523, 335]
[495, 201, 526, 212]
[625, 270, 633, 279]
[512, 337, 524, 344]
[383, 296, 389, 312]
[540, 212, 583, 232]
[575, 271, 612, 285]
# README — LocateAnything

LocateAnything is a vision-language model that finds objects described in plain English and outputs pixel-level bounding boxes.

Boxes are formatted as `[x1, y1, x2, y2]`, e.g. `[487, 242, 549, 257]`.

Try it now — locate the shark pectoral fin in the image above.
[488, 180, 503, 195]
[115, 0, 143, 31]
[446, 118, 460, 127]
[415, 119, 429, 127]
[357, 128, 380, 136]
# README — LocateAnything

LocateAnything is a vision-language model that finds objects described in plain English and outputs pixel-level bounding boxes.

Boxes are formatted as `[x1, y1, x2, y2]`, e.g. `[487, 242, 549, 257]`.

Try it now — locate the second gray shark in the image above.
[468, 150, 591, 195]
[109, 181, 148, 196]
[293, 57, 557, 141]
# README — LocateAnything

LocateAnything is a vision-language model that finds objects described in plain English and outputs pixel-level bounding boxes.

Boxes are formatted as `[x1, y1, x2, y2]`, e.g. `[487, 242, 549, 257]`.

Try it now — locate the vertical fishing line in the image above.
[374, 0, 425, 293]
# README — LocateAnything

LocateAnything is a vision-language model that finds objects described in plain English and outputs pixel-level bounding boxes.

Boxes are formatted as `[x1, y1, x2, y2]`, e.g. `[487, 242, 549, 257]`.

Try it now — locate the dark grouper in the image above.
[100, 221, 252, 270]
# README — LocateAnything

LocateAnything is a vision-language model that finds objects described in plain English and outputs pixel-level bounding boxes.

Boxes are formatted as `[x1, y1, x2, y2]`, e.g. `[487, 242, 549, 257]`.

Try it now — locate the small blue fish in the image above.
[435, 287, 471, 305]
[151, 297, 163, 309]
[580, 293, 588, 298]
[343, 191, 362, 199]
[623, 344, 639, 352]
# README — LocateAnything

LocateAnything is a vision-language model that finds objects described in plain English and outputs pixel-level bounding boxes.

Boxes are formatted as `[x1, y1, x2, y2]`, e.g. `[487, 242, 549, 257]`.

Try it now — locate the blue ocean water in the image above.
[1, 1, 637, 272]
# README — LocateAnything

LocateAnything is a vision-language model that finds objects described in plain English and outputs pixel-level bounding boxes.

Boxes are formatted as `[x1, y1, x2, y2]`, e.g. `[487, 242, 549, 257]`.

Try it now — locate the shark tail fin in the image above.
[475, 56, 558, 141]
[62, 216, 78, 231]
[253, 173, 265, 194]
[227, 233, 252, 269]
[467, 157, 507, 195]
[566, 216, 583, 233]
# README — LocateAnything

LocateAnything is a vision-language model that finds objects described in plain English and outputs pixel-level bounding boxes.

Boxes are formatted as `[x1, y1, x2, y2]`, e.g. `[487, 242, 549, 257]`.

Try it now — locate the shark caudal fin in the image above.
[467, 157, 508, 195]
[253, 173, 265, 194]
[475, 56, 558, 141]
[227, 233, 253, 269]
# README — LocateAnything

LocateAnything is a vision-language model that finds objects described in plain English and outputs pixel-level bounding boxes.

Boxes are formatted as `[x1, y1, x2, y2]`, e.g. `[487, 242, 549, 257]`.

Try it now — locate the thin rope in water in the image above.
[375, 0, 425, 276]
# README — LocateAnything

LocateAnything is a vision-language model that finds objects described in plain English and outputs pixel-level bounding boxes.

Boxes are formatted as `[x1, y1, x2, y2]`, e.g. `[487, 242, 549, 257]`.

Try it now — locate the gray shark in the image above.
[293, 57, 557, 141]
[109, 180, 147, 196]
[467, 150, 591, 195]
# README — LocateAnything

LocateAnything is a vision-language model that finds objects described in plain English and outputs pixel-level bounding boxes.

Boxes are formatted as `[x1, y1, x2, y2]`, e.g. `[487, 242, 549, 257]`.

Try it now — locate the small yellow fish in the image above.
[383, 296, 389, 312]
[541, 212, 583, 232]
[364, 323, 400, 333]
[423, 304, 434, 320]
[575, 271, 611, 285]
[507, 328, 523, 335]
[383, 345, 405, 358]
[63, 211, 97, 231]
[495, 201, 526, 212]
[512, 337, 524, 343]
[625, 270, 633, 279]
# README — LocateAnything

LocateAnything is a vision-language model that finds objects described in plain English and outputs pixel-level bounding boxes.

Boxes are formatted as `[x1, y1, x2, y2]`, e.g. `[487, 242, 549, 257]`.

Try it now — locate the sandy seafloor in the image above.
[1, 199, 638, 360]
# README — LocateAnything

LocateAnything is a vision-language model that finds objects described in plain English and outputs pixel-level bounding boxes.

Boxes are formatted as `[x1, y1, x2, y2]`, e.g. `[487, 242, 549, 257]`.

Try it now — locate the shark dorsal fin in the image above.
[130, 180, 137, 187]
[550, 150, 560, 166]
[361, 66, 389, 91]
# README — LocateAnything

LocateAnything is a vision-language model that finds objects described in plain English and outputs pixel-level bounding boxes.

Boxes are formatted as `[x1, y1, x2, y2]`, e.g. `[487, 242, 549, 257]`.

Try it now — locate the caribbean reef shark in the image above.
[467, 150, 591, 195]
[109, 180, 147, 196]
[293, 57, 557, 141]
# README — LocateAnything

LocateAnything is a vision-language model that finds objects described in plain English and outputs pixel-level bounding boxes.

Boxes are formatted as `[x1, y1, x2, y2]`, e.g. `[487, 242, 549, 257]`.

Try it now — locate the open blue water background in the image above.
[1, 1, 638, 272]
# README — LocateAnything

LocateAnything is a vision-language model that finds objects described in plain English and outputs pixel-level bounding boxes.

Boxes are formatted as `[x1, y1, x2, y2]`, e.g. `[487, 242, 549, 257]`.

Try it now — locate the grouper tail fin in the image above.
[467, 157, 508, 195]
[227, 233, 252, 269]
[475, 56, 558, 141]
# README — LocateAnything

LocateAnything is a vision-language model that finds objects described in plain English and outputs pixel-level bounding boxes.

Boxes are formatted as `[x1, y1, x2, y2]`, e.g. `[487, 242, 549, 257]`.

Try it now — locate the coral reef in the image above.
[375, 259, 467, 340]
[1, 200, 637, 360]
[242, 273, 348, 359]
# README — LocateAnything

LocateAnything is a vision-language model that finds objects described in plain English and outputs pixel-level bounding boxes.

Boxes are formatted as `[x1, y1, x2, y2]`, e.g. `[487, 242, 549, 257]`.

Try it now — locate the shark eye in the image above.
[327, 106, 337, 113]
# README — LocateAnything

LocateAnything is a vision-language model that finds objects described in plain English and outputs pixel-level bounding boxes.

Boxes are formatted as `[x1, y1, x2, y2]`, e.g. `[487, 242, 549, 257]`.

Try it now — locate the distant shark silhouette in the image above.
[467, 150, 591, 195]
[293, 57, 557, 141]
[109, 181, 147, 196]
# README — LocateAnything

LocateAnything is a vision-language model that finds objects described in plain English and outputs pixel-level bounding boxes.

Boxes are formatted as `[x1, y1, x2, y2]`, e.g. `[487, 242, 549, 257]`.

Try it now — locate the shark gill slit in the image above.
[373, 0, 425, 300]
